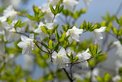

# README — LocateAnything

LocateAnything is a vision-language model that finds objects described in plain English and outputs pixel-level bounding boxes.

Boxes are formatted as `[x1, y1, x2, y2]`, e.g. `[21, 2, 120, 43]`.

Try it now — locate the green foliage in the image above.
[62, 8, 86, 19]
[88, 44, 107, 68]
[96, 73, 112, 82]
[27, 5, 45, 22]
[80, 21, 101, 31]
[50, 1, 64, 15]
[14, 19, 26, 28]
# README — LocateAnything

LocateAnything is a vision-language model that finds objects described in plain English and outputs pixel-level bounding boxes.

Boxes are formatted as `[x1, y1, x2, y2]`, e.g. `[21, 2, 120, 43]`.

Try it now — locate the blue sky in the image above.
[20, 0, 122, 22]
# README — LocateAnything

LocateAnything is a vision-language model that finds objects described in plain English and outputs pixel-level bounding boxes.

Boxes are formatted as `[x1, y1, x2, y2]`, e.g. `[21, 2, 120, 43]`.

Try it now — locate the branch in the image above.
[63, 68, 74, 82]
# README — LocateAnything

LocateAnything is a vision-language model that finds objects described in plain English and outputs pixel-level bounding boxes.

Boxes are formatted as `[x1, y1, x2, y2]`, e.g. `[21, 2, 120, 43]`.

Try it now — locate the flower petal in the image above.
[17, 42, 27, 48]
[94, 27, 106, 33]
[58, 47, 66, 56]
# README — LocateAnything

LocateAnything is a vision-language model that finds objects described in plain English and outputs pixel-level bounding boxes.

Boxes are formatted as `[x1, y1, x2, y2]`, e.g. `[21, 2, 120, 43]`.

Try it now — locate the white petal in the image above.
[46, 23, 54, 29]
[3, 5, 17, 17]
[0, 16, 7, 22]
[113, 41, 121, 47]
[77, 49, 91, 61]
[17, 42, 27, 48]
[72, 26, 83, 34]
[9, 28, 16, 32]
[21, 35, 28, 41]
[52, 51, 57, 59]
[66, 30, 70, 36]
[95, 32, 103, 39]
[38, 22, 45, 27]
[34, 27, 42, 33]
[71, 34, 80, 42]
[21, 35, 33, 42]
[94, 27, 106, 33]
[81, 52, 91, 60]
[58, 47, 66, 56]
[22, 47, 31, 55]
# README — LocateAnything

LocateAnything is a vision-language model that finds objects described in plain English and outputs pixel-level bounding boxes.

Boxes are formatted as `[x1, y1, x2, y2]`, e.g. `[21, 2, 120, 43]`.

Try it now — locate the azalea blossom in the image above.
[17, 35, 34, 55]
[3, 20, 17, 32]
[0, 20, 19, 41]
[41, 3, 54, 22]
[63, 0, 78, 11]
[34, 22, 45, 33]
[77, 48, 91, 62]
[113, 75, 121, 82]
[52, 47, 69, 68]
[94, 26, 106, 40]
[66, 26, 83, 42]
[34, 22, 48, 41]
[113, 40, 122, 57]
[0, 5, 17, 22]
[48, 0, 78, 11]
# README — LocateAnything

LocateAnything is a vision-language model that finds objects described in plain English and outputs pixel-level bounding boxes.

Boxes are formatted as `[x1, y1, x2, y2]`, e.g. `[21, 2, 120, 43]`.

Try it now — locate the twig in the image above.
[63, 68, 74, 82]
[114, 1, 122, 16]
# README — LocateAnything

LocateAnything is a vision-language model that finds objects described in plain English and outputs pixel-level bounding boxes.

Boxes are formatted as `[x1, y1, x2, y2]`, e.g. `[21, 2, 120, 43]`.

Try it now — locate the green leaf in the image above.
[62, 9, 70, 16]
[33, 5, 42, 15]
[41, 26, 48, 34]
[72, 9, 86, 19]
[49, 4, 56, 15]
[112, 27, 118, 35]
[119, 67, 122, 76]
[55, 30, 59, 40]
[89, 44, 99, 57]
[14, 19, 25, 28]
[96, 53, 107, 63]
[48, 40, 53, 49]
[59, 5, 64, 13]
[59, 32, 66, 42]
[96, 76, 103, 82]
[104, 73, 112, 82]
[6, 17, 12, 24]
[88, 58, 96, 68]
[26, 14, 36, 20]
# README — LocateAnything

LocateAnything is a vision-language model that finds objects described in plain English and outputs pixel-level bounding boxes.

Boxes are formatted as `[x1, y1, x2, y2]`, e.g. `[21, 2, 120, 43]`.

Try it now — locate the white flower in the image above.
[41, 3, 54, 22]
[48, 0, 78, 11]
[34, 22, 54, 32]
[66, 48, 75, 56]
[34, 22, 44, 33]
[63, 0, 78, 11]
[52, 47, 69, 68]
[113, 75, 121, 82]
[94, 26, 106, 40]
[77, 48, 91, 61]
[34, 22, 47, 41]
[3, 20, 17, 32]
[0, 16, 6, 22]
[17, 35, 34, 55]
[3, 5, 17, 18]
[45, 23, 54, 29]
[113, 41, 122, 57]
[66, 26, 83, 42]
[0, 5, 17, 22]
